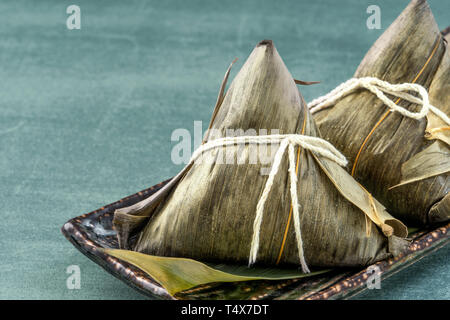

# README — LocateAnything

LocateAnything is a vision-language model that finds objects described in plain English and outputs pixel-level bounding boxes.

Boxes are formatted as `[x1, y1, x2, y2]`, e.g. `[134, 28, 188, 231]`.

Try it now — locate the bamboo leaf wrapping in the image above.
[391, 141, 450, 189]
[114, 40, 407, 269]
[313, 0, 449, 225]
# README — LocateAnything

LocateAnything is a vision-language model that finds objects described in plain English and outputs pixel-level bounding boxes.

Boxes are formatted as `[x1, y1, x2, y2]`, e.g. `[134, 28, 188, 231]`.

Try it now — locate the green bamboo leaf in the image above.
[104, 249, 329, 295]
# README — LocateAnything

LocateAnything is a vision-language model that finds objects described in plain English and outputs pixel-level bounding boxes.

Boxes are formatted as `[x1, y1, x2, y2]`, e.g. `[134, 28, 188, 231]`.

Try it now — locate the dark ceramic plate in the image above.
[61, 179, 449, 300]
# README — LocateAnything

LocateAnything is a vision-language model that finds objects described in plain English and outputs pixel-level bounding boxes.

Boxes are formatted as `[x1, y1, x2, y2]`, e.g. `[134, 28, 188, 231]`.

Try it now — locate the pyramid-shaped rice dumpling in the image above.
[113, 40, 408, 269]
[312, 0, 449, 226]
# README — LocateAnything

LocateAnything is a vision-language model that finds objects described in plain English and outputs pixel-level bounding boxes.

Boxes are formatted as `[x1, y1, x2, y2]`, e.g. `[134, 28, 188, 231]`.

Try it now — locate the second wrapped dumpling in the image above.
[114, 40, 408, 270]
[311, 0, 449, 226]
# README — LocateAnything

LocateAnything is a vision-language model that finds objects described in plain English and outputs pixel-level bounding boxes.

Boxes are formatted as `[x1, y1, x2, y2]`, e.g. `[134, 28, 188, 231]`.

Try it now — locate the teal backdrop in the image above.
[0, 0, 448, 299]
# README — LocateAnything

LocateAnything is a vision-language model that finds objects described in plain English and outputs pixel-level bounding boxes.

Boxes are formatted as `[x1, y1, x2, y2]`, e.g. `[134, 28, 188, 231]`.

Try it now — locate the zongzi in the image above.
[311, 0, 449, 226]
[113, 40, 408, 271]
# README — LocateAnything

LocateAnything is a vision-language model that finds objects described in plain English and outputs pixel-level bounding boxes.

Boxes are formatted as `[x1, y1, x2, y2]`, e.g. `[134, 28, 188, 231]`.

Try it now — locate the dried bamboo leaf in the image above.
[425, 112, 450, 145]
[390, 141, 450, 189]
[104, 249, 329, 295]
[312, 155, 408, 238]
[113, 162, 193, 249]
[428, 192, 449, 224]
[206, 58, 238, 138]
[312, 0, 449, 225]
[294, 79, 320, 85]
[113, 58, 238, 248]
[427, 31, 450, 144]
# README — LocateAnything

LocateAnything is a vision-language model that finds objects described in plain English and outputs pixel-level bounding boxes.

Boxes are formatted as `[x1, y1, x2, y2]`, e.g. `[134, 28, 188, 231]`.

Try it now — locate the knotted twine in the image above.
[307, 77, 450, 126]
[190, 134, 348, 273]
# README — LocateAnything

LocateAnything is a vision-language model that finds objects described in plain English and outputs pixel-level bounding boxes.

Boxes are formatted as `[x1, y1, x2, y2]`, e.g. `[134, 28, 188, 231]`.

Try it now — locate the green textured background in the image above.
[0, 0, 448, 300]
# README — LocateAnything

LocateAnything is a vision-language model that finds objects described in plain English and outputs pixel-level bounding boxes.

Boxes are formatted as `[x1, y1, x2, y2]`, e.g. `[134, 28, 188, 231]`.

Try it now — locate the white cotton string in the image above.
[189, 134, 347, 273]
[288, 143, 310, 273]
[307, 77, 450, 126]
[190, 134, 348, 167]
[250, 138, 289, 267]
